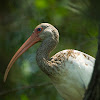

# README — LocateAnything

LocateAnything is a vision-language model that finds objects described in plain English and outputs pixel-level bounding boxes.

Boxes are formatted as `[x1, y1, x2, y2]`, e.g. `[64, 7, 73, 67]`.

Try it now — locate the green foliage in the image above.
[35, 0, 49, 9]
[21, 94, 29, 100]
[0, 0, 98, 100]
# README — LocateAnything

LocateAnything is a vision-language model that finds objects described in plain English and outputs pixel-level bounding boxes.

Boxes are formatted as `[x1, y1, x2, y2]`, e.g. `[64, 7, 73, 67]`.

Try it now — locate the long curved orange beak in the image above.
[4, 32, 41, 82]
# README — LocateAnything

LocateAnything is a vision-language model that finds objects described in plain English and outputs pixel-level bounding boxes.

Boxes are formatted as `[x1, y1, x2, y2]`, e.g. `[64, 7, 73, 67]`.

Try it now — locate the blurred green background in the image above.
[0, 0, 98, 100]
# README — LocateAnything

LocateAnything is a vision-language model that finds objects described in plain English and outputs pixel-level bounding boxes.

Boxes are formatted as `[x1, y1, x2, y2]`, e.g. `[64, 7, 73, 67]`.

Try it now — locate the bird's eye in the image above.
[37, 28, 42, 32]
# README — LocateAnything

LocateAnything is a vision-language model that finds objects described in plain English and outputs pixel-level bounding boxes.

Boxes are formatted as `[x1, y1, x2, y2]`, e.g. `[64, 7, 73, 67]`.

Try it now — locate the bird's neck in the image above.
[36, 38, 58, 75]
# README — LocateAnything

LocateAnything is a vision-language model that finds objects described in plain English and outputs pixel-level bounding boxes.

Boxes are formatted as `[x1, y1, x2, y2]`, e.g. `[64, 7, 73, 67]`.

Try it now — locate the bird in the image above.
[4, 23, 95, 100]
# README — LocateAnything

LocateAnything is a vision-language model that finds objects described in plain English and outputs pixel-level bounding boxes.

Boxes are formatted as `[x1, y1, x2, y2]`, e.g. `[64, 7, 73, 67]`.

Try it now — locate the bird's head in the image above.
[4, 23, 59, 82]
[34, 23, 59, 41]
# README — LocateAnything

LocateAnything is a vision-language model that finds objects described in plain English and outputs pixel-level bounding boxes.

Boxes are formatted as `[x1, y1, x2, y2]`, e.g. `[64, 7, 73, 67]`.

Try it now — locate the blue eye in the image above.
[37, 28, 42, 32]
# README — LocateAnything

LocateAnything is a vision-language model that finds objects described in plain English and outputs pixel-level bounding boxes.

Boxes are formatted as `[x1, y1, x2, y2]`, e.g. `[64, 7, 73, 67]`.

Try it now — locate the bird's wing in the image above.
[51, 49, 95, 89]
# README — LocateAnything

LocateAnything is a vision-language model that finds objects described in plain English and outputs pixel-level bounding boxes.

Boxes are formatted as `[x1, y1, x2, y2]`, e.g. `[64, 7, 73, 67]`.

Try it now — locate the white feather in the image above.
[51, 50, 95, 100]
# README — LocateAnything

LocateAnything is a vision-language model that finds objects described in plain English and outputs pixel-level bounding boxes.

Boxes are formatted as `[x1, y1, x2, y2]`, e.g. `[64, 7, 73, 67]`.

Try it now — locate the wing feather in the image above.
[52, 49, 95, 88]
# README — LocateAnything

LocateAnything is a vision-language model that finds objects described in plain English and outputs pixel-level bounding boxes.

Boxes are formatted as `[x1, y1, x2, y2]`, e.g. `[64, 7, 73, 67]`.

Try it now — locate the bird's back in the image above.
[50, 49, 95, 100]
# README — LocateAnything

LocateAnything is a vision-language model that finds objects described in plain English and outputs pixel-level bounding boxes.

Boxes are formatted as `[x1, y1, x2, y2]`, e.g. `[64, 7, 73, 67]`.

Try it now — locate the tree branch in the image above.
[0, 82, 52, 96]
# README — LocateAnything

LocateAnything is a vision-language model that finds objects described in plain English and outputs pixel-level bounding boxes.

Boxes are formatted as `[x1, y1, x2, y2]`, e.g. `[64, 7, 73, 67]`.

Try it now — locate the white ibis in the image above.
[4, 23, 95, 100]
